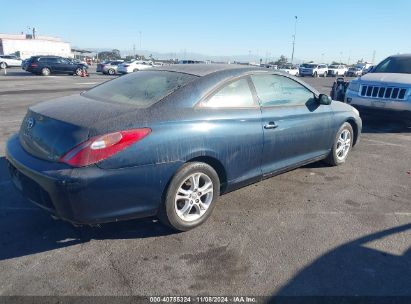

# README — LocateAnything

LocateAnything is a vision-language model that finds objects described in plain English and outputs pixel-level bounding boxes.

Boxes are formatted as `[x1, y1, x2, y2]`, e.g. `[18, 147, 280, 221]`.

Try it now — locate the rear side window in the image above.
[83, 71, 197, 107]
[251, 74, 315, 107]
[46, 58, 59, 63]
[201, 78, 255, 108]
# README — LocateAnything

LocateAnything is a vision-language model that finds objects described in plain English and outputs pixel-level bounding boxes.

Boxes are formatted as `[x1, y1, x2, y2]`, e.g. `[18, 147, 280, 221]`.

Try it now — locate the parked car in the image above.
[278, 65, 299, 76]
[346, 67, 364, 77]
[345, 54, 411, 119]
[362, 65, 374, 75]
[96, 60, 123, 73]
[102, 60, 124, 75]
[299, 63, 329, 77]
[328, 65, 348, 77]
[96, 61, 109, 73]
[178, 60, 204, 64]
[25, 56, 88, 76]
[0, 55, 22, 69]
[117, 60, 153, 74]
[6, 65, 361, 231]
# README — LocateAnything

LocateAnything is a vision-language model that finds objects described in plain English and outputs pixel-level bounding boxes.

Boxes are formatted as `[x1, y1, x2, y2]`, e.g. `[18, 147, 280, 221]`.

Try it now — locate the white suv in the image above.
[117, 60, 153, 74]
[299, 63, 328, 77]
[345, 54, 411, 118]
[0, 55, 22, 69]
[328, 65, 348, 77]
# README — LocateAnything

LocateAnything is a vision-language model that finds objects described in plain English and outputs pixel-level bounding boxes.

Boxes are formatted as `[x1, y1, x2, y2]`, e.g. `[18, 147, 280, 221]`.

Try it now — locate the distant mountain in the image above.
[73, 46, 302, 63]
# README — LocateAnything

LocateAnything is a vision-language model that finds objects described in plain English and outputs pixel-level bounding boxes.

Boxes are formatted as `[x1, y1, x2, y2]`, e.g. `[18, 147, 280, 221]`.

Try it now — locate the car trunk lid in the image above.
[18, 94, 139, 162]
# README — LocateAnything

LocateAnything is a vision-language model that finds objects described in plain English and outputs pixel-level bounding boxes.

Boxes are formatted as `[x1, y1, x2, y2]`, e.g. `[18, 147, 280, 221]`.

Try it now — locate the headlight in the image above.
[348, 81, 360, 92]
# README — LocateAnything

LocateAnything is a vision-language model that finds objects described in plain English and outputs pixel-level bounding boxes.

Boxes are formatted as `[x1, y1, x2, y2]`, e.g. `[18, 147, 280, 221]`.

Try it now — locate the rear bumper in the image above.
[6, 134, 182, 225]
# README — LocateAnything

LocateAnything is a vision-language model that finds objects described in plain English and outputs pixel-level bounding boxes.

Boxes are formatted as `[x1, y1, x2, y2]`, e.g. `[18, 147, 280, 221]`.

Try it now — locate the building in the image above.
[0, 33, 72, 59]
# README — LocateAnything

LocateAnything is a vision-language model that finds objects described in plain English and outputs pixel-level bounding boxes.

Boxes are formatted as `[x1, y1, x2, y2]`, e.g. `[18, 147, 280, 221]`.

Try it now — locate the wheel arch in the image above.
[187, 156, 228, 193]
[345, 118, 359, 146]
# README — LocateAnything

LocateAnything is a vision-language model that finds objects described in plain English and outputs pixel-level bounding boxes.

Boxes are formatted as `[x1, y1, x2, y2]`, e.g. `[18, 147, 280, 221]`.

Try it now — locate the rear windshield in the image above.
[83, 71, 198, 107]
[303, 64, 317, 68]
[373, 56, 411, 74]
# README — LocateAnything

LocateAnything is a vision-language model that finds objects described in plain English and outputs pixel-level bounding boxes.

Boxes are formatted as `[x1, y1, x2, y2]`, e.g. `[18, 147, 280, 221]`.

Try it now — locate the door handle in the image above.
[264, 121, 278, 129]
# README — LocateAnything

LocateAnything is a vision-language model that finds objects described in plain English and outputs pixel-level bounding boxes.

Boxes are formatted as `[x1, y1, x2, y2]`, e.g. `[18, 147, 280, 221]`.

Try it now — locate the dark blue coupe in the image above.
[6, 64, 362, 231]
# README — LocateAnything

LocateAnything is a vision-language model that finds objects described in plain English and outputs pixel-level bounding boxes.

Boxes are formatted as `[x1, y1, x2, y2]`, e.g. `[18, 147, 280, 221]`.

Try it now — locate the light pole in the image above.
[291, 16, 298, 63]
[139, 31, 142, 50]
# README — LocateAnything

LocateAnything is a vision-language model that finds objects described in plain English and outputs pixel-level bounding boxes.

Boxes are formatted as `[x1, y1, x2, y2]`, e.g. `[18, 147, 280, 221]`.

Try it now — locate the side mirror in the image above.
[318, 94, 332, 105]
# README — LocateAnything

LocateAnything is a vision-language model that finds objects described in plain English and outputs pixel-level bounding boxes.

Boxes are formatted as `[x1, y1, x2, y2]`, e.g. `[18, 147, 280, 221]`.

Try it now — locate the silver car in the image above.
[102, 60, 124, 75]
[345, 54, 411, 117]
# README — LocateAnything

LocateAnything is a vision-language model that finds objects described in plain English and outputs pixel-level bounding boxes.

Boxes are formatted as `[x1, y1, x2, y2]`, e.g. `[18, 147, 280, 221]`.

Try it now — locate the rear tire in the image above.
[158, 162, 220, 231]
[133, 68, 139, 72]
[323, 71, 328, 77]
[41, 67, 50, 76]
[75, 68, 83, 76]
[313, 72, 318, 77]
[108, 69, 115, 75]
[0, 62, 7, 69]
[324, 122, 354, 166]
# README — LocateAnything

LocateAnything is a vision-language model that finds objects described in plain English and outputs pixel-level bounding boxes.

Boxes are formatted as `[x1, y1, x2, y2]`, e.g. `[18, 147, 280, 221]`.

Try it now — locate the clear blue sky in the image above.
[1, 0, 410, 63]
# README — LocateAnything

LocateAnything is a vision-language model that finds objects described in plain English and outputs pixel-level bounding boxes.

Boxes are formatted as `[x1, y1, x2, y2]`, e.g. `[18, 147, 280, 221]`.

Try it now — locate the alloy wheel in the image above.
[336, 129, 351, 161]
[174, 172, 214, 222]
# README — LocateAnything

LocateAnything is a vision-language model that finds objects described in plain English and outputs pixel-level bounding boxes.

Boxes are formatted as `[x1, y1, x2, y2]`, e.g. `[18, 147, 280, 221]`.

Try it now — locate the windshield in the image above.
[373, 56, 411, 74]
[83, 71, 198, 107]
[303, 64, 317, 68]
[329, 65, 338, 68]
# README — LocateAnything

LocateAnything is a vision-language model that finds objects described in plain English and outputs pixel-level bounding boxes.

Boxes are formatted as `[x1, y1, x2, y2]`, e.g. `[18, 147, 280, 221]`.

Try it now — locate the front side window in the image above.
[83, 71, 197, 107]
[251, 74, 315, 107]
[201, 78, 255, 108]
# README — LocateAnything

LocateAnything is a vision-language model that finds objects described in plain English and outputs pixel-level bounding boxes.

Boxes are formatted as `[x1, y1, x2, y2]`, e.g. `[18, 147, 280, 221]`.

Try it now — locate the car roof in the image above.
[389, 53, 411, 58]
[153, 64, 264, 77]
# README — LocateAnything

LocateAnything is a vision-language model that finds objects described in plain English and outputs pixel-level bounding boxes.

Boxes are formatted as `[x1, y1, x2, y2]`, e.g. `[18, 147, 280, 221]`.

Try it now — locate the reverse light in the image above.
[60, 128, 151, 167]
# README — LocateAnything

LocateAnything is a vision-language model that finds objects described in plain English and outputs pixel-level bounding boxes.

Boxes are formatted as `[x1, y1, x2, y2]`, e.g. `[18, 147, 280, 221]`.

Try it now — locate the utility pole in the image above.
[139, 31, 142, 50]
[133, 44, 136, 58]
[291, 16, 298, 63]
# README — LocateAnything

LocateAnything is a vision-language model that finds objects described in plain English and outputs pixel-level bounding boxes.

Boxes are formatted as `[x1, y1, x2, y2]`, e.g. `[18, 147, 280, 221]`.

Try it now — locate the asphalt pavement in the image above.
[0, 67, 410, 297]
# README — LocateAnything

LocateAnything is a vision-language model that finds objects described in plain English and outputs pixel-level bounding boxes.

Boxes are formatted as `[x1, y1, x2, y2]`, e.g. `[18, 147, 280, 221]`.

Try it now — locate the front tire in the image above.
[0, 62, 7, 69]
[325, 122, 354, 166]
[108, 68, 115, 75]
[158, 162, 220, 231]
[313, 72, 318, 77]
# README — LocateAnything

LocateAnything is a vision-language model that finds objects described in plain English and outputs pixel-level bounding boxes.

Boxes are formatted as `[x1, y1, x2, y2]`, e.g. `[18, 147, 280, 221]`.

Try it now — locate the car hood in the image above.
[360, 73, 411, 86]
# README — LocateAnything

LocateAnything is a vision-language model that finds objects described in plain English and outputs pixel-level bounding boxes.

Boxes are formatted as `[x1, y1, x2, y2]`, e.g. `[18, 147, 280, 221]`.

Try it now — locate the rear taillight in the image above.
[30, 63, 38, 67]
[60, 128, 151, 167]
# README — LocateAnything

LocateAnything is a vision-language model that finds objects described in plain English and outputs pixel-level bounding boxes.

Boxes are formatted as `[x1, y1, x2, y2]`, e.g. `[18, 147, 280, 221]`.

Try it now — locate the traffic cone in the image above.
[80, 69, 89, 77]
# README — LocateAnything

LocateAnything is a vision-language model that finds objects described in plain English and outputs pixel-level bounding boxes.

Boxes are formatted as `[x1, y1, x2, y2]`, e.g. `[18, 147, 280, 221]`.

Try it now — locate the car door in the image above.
[44, 57, 60, 73]
[58, 58, 74, 73]
[197, 77, 264, 189]
[250, 74, 335, 176]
